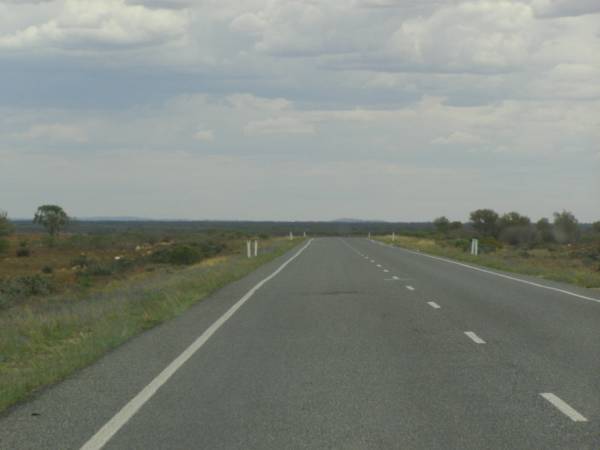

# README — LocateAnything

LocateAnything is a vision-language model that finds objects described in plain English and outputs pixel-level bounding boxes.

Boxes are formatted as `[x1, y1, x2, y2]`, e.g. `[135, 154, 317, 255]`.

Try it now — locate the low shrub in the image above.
[449, 238, 470, 251]
[70, 254, 93, 267]
[0, 275, 55, 304]
[87, 264, 114, 277]
[16, 248, 30, 257]
[197, 240, 226, 257]
[151, 245, 202, 266]
[479, 237, 503, 253]
[16, 240, 31, 257]
[0, 238, 9, 255]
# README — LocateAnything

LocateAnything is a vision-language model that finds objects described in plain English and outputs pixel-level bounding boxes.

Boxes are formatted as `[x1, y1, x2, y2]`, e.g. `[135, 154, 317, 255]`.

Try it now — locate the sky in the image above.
[0, 0, 599, 222]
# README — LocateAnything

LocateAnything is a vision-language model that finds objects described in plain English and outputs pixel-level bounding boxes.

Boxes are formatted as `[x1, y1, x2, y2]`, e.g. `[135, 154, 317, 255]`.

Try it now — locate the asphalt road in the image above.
[1, 237, 599, 449]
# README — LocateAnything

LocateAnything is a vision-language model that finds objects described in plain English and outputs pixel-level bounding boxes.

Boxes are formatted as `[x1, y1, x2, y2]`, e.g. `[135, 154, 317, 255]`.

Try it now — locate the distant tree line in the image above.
[433, 209, 598, 246]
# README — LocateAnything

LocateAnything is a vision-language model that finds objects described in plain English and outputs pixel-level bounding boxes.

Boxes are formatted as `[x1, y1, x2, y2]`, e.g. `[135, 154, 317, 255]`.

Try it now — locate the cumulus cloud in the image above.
[227, 1, 359, 57]
[1, 0, 599, 220]
[0, 0, 189, 50]
[388, 1, 535, 73]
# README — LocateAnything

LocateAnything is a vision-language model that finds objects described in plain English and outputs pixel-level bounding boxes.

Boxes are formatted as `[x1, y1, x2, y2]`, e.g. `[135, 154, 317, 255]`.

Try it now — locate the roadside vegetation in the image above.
[0, 207, 301, 413]
[376, 209, 600, 289]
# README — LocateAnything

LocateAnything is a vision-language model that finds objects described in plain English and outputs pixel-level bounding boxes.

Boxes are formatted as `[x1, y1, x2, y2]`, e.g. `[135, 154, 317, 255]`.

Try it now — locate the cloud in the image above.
[1, 1, 599, 221]
[244, 117, 315, 136]
[229, 12, 267, 36]
[193, 129, 214, 142]
[0, 0, 189, 50]
[18, 123, 88, 143]
[388, 1, 535, 73]
[432, 131, 484, 146]
[227, 1, 359, 57]
[531, 0, 600, 18]
[529, 64, 600, 100]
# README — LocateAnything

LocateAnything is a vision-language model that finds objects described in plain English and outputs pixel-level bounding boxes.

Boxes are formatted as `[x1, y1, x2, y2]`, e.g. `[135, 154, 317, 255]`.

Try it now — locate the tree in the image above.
[592, 221, 600, 234]
[498, 212, 531, 231]
[33, 205, 70, 239]
[449, 221, 463, 231]
[0, 210, 14, 237]
[536, 218, 554, 243]
[470, 209, 499, 237]
[433, 216, 450, 234]
[497, 212, 534, 246]
[0, 210, 14, 254]
[553, 210, 579, 243]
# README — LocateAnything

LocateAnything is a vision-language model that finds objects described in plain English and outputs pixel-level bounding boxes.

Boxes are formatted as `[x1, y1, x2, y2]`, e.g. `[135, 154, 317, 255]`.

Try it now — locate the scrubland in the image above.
[0, 229, 299, 412]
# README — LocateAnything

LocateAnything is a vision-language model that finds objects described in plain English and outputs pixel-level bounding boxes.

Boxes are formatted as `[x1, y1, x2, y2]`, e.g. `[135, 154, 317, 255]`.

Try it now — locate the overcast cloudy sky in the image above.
[1, 0, 598, 221]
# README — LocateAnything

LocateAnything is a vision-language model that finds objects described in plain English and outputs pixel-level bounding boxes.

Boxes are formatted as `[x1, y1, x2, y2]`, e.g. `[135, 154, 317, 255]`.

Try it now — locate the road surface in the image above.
[1, 238, 599, 449]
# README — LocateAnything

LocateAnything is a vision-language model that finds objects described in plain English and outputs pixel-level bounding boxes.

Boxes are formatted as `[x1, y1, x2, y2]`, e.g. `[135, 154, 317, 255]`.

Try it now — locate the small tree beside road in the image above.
[553, 210, 579, 243]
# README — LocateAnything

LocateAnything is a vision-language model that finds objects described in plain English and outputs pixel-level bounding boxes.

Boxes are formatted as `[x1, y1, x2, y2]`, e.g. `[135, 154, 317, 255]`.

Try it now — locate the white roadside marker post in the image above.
[246, 240, 252, 258]
[254, 240, 258, 257]
[368, 232, 371, 239]
[470, 238, 479, 256]
[392, 232, 396, 242]
[303, 231, 306, 238]
[289, 232, 293, 240]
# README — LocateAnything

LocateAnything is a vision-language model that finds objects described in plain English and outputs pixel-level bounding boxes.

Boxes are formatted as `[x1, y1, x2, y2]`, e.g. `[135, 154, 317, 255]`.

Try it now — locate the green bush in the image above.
[449, 238, 470, 251]
[197, 240, 226, 257]
[479, 237, 503, 253]
[16, 241, 31, 258]
[0, 238, 8, 254]
[86, 264, 114, 277]
[0, 275, 55, 304]
[70, 254, 93, 267]
[151, 245, 202, 265]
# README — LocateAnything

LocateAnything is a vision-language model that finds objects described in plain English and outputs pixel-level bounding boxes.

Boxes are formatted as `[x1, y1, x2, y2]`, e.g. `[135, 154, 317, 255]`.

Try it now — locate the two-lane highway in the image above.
[1, 238, 598, 449]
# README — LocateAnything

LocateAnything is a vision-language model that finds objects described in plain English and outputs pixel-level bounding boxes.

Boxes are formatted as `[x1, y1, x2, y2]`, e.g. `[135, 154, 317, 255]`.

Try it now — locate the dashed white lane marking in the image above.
[464, 331, 486, 344]
[376, 264, 382, 268]
[370, 260, 376, 263]
[406, 285, 415, 291]
[373, 240, 600, 306]
[80, 240, 314, 450]
[383, 269, 389, 273]
[427, 301, 441, 309]
[392, 276, 399, 280]
[540, 393, 588, 422]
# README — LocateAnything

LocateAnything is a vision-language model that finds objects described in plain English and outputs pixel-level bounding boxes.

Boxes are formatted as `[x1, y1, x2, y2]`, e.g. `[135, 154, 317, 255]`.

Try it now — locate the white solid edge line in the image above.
[540, 393, 588, 422]
[464, 331, 486, 344]
[427, 301, 441, 309]
[80, 239, 314, 450]
[371, 240, 600, 305]
[406, 285, 415, 291]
